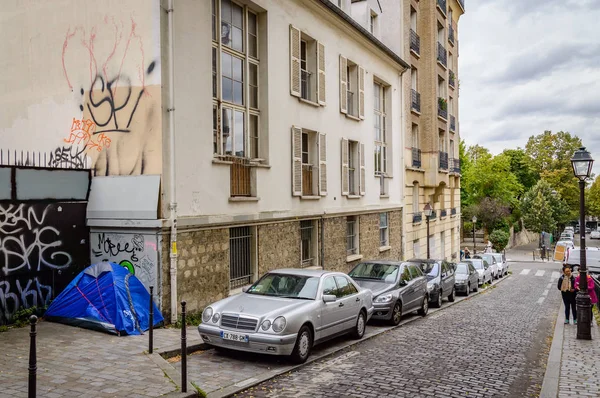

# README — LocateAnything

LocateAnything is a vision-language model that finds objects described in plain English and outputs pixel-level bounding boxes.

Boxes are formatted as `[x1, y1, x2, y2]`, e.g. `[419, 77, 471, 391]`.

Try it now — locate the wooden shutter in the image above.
[318, 133, 327, 196]
[341, 138, 349, 196]
[290, 25, 301, 97]
[359, 143, 366, 195]
[317, 41, 326, 106]
[339, 55, 348, 114]
[292, 126, 302, 196]
[358, 66, 365, 119]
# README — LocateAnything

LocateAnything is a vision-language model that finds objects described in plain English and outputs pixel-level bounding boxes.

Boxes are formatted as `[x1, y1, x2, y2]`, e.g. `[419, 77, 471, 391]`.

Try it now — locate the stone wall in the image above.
[359, 211, 402, 261]
[258, 222, 301, 274]
[323, 216, 348, 272]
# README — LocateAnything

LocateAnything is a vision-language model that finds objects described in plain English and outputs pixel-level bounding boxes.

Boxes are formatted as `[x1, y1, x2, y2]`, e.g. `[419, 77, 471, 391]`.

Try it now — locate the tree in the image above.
[489, 230, 509, 252]
[502, 148, 539, 193]
[474, 197, 511, 235]
[587, 177, 600, 218]
[522, 181, 563, 233]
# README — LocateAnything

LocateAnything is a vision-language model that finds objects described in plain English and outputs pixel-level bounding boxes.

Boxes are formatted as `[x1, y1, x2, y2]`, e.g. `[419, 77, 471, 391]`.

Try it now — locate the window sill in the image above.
[406, 166, 425, 173]
[213, 158, 271, 168]
[379, 245, 392, 253]
[346, 254, 363, 263]
[346, 194, 361, 199]
[300, 195, 321, 200]
[229, 197, 260, 202]
[438, 169, 449, 174]
[380, 194, 389, 198]
[412, 220, 422, 225]
[411, 108, 421, 116]
[410, 49, 420, 58]
[299, 97, 320, 107]
[345, 113, 362, 122]
[437, 60, 448, 70]
[438, 115, 448, 122]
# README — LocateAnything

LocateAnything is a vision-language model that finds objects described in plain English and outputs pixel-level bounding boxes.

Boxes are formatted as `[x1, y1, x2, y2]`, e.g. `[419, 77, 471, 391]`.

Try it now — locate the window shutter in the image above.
[292, 126, 302, 196]
[317, 41, 326, 106]
[341, 138, 349, 196]
[290, 25, 301, 97]
[318, 133, 327, 196]
[359, 142, 366, 195]
[358, 66, 365, 119]
[339, 55, 348, 114]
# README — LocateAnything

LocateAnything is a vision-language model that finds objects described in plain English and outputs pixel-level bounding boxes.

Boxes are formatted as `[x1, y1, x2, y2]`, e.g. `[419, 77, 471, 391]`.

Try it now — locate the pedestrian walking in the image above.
[574, 272, 598, 325]
[485, 241, 493, 253]
[464, 247, 471, 259]
[558, 266, 577, 324]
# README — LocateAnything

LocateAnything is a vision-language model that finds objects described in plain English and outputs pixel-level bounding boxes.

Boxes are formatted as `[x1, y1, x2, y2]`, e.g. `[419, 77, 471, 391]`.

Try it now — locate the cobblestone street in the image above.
[236, 261, 562, 398]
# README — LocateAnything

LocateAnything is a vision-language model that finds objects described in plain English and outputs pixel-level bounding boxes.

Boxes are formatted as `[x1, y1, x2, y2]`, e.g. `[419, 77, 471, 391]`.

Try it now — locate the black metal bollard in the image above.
[28, 315, 37, 398]
[181, 301, 187, 393]
[149, 286, 154, 354]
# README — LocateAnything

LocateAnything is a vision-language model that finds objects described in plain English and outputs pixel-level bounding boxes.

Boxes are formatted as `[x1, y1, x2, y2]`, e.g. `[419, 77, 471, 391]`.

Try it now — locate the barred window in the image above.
[300, 220, 315, 267]
[346, 216, 359, 255]
[230, 226, 254, 289]
[379, 213, 389, 247]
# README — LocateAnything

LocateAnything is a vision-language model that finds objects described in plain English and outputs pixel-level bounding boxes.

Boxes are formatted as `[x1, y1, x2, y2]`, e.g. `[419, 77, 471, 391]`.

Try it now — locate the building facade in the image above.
[403, 0, 464, 261]
[0, 0, 418, 322]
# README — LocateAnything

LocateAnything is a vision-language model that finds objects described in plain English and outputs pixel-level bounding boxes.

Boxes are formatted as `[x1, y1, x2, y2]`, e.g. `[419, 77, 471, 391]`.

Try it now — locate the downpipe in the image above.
[167, 0, 178, 324]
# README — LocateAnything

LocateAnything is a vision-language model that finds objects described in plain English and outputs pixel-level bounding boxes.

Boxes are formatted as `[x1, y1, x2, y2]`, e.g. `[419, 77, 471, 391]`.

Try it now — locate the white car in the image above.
[464, 259, 492, 285]
[491, 253, 508, 276]
[590, 230, 600, 239]
[474, 253, 499, 279]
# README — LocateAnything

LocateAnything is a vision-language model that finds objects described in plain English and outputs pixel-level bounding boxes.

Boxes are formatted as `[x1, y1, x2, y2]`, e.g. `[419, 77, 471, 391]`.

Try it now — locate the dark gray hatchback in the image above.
[348, 261, 429, 325]
[411, 259, 456, 308]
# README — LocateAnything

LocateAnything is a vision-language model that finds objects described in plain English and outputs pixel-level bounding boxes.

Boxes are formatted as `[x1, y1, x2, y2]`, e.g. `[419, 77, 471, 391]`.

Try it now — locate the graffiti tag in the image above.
[64, 118, 111, 152]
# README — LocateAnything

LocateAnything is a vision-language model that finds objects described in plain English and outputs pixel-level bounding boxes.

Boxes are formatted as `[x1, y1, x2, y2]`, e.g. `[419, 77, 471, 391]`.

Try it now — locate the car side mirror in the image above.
[242, 286, 249, 293]
[322, 294, 337, 303]
[399, 279, 408, 287]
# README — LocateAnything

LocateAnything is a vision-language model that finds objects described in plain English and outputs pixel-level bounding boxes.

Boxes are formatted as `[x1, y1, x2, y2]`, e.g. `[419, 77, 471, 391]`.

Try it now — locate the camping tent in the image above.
[45, 262, 163, 335]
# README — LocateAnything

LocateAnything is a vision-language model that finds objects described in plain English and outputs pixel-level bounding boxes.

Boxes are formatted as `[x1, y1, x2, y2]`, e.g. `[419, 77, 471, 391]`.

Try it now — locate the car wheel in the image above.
[418, 295, 429, 316]
[290, 325, 312, 364]
[466, 283, 470, 296]
[389, 301, 402, 326]
[448, 287, 455, 302]
[352, 310, 367, 339]
[433, 290, 442, 308]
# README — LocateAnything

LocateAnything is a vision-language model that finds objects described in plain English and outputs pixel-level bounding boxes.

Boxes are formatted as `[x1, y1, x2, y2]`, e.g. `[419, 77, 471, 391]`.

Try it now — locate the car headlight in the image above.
[456, 280, 466, 284]
[212, 312, 220, 323]
[272, 316, 286, 333]
[374, 294, 393, 303]
[427, 282, 435, 291]
[202, 307, 213, 323]
[260, 320, 271, 331]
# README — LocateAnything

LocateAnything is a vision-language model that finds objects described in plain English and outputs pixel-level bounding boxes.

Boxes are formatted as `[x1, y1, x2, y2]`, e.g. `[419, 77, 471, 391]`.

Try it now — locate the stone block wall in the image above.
[359, 211, 402, 261]
[258, 222, 301, 274]
[323, 216, 348, 273]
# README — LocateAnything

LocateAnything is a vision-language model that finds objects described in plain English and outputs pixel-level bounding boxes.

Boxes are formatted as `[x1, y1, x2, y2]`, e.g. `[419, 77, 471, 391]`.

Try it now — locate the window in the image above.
[400, 267, 411, 283]
[412, 124, 419, 149]
[334, 276, 358, 297]
[300, 220, 315, 267]
[322, 276, 337, 296]
[292, 127, 327, 197]
[379, 213, 389, 247]
[339, 56, 365, 119]
[412, 183, 419, 214]
[346, 216, 359, 256]
[441, 232, 446, 259]
[229, 226, 254, 290]
[290, 26, 325, 105]
[374, 82, 387, 175]
[439, 132, 446, 152]
[213, 0, 260, 159]
[413, 240, 420, 258]
[411, 68, 418, 90]
[408, 264, 422, 279]
[341, 139, 365, 197]
[370, 12, 377, 35]
[410, 7, 417, 31]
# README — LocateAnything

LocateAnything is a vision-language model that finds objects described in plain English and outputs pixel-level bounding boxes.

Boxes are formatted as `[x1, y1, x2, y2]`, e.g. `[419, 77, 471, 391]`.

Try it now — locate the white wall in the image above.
[173, 0, 407, 223]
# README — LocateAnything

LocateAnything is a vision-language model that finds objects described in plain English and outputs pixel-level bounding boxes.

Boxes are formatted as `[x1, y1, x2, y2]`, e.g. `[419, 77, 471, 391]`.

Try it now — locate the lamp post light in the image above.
[472, 216, 477, 255]
[571, 147, 594, 340]
[424, 203, 433, 259]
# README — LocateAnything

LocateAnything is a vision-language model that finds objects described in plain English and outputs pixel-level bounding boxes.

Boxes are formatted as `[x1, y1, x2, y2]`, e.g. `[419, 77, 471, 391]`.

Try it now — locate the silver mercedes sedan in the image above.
[197, 269, 374, 363]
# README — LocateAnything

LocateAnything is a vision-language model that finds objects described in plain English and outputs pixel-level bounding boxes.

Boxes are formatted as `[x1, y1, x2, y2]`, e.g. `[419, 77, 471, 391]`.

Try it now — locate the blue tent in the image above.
[45, 262, 163, 335]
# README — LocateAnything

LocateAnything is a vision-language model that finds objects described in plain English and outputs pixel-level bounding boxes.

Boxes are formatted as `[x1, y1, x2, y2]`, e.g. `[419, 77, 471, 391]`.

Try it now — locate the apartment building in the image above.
[403, 0, 465, 260]
[0, 0, 411, 322]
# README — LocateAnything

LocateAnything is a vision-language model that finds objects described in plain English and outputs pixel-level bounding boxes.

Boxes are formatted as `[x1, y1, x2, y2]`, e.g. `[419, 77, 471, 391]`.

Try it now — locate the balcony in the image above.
[441, 209, 447, 218]
[450, 115, 456, 132]
[302, 164, 314, 196]
[437, 0, 447, 15]
[411, 147, 422, 168]
[437, 42, 447, 67]
[413, 212, 423, 223]
[451, 208, 457, 215]
[449, 70, 456, 88]
[450, 157, 461, 174]
[438, 97, 448, 120]
[448, 25, 455, 45]
[410, 29, 420, 55]
[429, 210, 437, 220]
[439, 151, 449, 170]
[411, 89, 421, 113]
[230, 157, 252, 197]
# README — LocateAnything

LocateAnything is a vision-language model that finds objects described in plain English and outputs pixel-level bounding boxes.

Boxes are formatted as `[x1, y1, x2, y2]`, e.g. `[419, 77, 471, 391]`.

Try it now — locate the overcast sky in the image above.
[459, 0, 600, 167]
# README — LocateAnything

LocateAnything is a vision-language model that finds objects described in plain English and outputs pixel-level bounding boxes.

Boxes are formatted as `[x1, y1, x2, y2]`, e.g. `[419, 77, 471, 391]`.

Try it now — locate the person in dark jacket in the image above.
[557, 266, 577, 324]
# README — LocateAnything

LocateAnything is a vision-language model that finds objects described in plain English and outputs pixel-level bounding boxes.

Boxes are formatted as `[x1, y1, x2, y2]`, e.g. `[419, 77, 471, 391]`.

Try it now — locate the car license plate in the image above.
[220, 331, 249, 343]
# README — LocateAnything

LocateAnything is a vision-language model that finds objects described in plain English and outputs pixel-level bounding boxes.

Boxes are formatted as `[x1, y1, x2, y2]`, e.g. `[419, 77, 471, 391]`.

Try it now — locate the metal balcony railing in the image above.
[448, 25, 455, 45]
[411, 89, 421, 113]
[439, 151, 449, 170]
[450, 115, 456, 132]
[437, 0, 447, 15]
[413, 212, 423, 223]
[437, 42, 447, 67]
[449, 71, 456, 88]
[450, 157, 461, 174]
[451, 208, 457, 215]
[441, 209, 447, 217]
[411, 147, 421, 168]
[438, 99, 448, 120]
[301, 69, 312, 101]
[410, 29, 420, 55]
[302, 164, 313, 196]
[429, 210, 437, 220]
[230, 157, 252, 197]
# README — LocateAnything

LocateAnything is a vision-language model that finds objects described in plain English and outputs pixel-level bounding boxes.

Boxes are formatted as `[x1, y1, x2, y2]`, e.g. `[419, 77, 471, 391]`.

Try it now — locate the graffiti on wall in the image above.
[0, 203, 89, 325]
[90, 232, 157, 293]
[60, 16, 161, 176]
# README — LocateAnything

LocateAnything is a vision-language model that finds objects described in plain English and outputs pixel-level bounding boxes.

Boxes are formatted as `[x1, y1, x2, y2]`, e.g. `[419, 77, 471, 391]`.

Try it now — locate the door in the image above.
[406, 264, 422, 311]
[319, 276, 345, 337]
[334, 276, 360, 331]
[441, 261, 452, 297]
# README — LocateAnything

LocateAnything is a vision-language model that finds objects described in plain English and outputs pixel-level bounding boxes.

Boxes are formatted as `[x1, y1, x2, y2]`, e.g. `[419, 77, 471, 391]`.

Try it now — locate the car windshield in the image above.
[467, 260, 484, 270]
[492, 254, 503, 262]
[246, 273, 319, 299]
[456, 263, 469, 275]
[420, 262, 439, 278]
[349, 263, 399, 283]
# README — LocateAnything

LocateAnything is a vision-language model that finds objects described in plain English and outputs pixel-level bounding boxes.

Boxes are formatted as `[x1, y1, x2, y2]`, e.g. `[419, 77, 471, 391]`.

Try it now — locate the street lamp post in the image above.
[571, 147, 594, 340]
[424, 203, 433, 259]
[472, 216, 477, 255]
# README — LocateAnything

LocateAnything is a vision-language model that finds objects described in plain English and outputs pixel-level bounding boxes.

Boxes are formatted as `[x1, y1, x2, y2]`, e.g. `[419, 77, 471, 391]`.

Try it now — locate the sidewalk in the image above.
[504, 241, 561, 264]
[540, 302, 600, 397]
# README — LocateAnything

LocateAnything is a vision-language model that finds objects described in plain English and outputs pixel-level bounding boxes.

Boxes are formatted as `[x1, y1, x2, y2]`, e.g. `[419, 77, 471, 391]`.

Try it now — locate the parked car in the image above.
[564, 247, 600, 274]
[473, 253, 499, 279]
[490, 253, 508, 277]
[348, 261, 429, 325]
[413, 259, 456, 308]
[560, 234, 574, 242]
[197, 269, 374, 363]
[453, 262, 479, 296]
[464, 258, 492, 285]
[586, 227, 592, 234]
[591, 230, 600, 240]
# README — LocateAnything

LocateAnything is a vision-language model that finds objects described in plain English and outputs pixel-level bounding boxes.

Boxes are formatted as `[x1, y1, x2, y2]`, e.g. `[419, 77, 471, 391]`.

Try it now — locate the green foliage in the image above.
[521, 180, 570, 232]
[438, 97, 447, 111]
[492, 217, 511, 235]
[173, 311, 203, 329]
[0, 325, 8, 333]
[11, 306, 47, 327]
[502, 148, 539, 192]
[474, 197, 511, 233]
[587, 177, 600, 218]
[489, 229, 509, 251]
[513, 220, 523, 234]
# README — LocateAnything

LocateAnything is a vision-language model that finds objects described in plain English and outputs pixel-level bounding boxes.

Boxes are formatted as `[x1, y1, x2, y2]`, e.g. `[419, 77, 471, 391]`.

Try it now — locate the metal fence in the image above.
[437, 42, 447, 67]
[411, 89, 421, 113]
[439, 151, 449, 170]
[229, 157, 252, 197]
[0, 148, 91, 169]
[229, 227, 253, 289]
[410, 29, 420, 55]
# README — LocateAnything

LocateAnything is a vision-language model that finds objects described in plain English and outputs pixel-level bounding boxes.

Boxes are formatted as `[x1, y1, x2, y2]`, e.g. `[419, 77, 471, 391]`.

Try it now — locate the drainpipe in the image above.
[320, 215, 325, 269]
[167, 0, 178, 324]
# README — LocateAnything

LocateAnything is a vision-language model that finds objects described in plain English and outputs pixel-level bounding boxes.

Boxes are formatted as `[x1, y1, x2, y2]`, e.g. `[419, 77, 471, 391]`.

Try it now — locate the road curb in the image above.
[539, 301, 563, 398]
[203, 273, 512, 398]
[146, 352, 198, 397]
